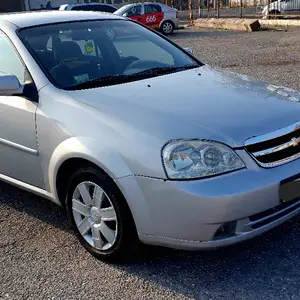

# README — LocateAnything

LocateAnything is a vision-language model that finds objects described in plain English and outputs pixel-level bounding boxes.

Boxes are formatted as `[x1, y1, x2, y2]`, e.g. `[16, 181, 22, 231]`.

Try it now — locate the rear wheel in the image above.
[65, 166, 139, 262]
[161, 20, 174, 35]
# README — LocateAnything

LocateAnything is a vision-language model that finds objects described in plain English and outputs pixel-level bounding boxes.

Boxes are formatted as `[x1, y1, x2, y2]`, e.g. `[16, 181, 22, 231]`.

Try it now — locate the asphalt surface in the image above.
[2, 28, 300, 300]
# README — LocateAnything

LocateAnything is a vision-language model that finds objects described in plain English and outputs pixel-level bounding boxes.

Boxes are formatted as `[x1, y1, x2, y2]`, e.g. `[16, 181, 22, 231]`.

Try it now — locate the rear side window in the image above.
[144, 4, 162, 14]
[71, 5, 84, 11]
[95, 5, 116, 13]
[71, 5, 96, 11]
[124, 5, 142, 17]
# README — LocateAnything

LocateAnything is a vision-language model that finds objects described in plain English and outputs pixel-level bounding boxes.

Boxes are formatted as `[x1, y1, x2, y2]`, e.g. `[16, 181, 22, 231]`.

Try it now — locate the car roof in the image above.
[64, 3, 116, 7]
[123, 2, 169, 6]
[0, 10, 123, 29]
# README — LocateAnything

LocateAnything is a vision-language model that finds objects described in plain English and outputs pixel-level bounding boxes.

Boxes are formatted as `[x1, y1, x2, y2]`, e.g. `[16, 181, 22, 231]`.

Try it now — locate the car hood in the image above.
[68, 66, 300, 147]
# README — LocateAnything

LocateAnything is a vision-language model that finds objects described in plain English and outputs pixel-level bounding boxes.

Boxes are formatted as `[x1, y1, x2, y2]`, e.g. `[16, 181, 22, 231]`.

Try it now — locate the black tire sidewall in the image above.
[161, 21, 174, 35]
[65, 167, 135, 261]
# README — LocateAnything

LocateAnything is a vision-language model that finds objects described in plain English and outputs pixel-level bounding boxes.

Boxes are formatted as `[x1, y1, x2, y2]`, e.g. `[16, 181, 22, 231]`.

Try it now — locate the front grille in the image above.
[248, 198, 300, 229]
[245, 121, 300, 167]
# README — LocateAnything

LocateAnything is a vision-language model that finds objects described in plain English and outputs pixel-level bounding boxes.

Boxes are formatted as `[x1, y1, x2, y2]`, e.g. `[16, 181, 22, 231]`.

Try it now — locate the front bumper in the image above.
[116, 150, 300, 250]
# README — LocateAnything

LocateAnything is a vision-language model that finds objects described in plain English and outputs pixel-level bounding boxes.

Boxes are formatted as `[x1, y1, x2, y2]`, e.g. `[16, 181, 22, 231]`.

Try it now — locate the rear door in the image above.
[143, 4, 164, 30]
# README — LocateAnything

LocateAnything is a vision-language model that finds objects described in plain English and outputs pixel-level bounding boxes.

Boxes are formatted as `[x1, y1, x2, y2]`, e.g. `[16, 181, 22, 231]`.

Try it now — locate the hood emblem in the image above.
[291, 137, 300, 147]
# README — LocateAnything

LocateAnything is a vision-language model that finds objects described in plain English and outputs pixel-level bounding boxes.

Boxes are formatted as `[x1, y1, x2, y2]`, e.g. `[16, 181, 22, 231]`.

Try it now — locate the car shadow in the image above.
[1, 180, 300, 298]
[0, 181, 71, 232]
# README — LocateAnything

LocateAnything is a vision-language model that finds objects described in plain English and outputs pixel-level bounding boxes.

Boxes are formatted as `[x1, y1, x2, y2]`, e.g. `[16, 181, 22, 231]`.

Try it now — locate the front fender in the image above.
[47, 136, 134, 202]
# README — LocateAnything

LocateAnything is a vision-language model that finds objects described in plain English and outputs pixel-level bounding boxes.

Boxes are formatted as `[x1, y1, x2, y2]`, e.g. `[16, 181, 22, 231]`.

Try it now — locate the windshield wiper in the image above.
[66, 74, 139, 90]
[66, 64, 199, 90]
[132, 65, 198, 76]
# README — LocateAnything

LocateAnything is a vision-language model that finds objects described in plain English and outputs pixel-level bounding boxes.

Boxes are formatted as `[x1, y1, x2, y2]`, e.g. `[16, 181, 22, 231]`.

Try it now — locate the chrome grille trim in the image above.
[253, 138, 300, 158]
[245, 121, 300, 146]
[257, 153, 300, 168]
[245, 121, 300, 167]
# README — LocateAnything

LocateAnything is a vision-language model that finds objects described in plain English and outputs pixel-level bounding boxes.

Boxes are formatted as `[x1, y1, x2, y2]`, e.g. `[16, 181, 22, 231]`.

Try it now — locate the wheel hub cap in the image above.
[90, 206, 102, 224]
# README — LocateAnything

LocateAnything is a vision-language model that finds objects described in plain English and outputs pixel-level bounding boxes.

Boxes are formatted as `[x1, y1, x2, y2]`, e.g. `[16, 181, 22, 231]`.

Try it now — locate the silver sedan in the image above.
[1, 10, 300, 262]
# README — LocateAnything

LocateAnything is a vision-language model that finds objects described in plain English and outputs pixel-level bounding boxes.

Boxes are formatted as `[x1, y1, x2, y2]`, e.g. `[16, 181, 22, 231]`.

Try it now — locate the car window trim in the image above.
[0, 29, 38, 102]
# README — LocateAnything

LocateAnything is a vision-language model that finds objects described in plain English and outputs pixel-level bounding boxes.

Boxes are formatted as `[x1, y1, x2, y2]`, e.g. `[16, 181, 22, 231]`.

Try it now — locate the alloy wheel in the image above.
[162, 22, 173, 34]
[72, 181, 118, 251]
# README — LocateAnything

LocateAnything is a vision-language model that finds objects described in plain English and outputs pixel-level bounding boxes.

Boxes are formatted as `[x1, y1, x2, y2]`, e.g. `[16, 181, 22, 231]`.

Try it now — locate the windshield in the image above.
[114, 4, 132, 15]
[18, 20, 201, 90]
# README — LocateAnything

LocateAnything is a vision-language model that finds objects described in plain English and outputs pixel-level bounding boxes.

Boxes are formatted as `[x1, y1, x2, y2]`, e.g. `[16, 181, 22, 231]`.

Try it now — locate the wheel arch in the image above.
[47, 137, 154, 236]
[48, 137, 133, 204]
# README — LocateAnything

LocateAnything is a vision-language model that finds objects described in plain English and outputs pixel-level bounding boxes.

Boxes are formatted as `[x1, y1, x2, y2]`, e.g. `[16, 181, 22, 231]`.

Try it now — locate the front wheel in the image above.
[160, 21, 174, 35]
[65, 166, 139, 262]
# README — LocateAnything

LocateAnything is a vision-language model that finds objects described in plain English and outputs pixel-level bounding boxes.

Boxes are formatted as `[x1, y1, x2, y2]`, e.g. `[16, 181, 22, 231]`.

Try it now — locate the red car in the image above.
[114, 2, 180, 35]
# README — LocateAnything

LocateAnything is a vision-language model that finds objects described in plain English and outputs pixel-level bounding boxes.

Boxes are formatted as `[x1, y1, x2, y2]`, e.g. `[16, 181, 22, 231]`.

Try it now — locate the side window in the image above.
[71, 5, 84, 10]
[0, 31, 26, 84]
[71, 5, 95, 11]
[125, 5, 142, 16]
[98, 5, 116, 13]
[154, 5, 162, 12]
[86, 5, 98, 11]
[96, 5, 109, 12]
[144, 4, 162, 14]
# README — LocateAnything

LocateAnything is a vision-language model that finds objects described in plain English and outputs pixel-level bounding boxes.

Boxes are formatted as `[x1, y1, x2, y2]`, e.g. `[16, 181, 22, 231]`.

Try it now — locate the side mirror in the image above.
[183, 47, 194, 55]
[0, 74, 23, 96]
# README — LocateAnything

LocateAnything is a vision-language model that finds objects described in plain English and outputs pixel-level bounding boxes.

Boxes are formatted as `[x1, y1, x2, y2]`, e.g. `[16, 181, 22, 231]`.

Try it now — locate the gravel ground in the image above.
[172, 27, 300, 91]
[2, 28, 300, 300]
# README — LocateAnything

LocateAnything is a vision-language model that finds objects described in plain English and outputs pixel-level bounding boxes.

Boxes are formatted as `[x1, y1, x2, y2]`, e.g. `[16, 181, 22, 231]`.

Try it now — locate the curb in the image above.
[193, 18, 261, 32]
[190, 18, 300, 31]
[260, 19, 300, 27]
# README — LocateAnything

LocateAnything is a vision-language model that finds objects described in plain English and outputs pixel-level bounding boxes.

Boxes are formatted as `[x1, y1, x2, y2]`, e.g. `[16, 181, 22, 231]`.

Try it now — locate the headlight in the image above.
[162, 139, 245, 179]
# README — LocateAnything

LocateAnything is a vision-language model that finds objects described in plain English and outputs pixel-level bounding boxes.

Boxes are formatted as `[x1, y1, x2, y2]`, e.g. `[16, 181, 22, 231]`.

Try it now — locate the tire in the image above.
[160, 20, 174, 35]
[65, 166, 139, 262]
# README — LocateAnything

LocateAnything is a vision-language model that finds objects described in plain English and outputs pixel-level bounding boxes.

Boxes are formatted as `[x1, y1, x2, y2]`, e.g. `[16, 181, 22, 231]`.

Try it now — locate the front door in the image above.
[124, 4, 143, 23]
[143, 4, 164, 30]
[0, 31, 44, 188]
